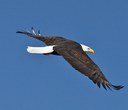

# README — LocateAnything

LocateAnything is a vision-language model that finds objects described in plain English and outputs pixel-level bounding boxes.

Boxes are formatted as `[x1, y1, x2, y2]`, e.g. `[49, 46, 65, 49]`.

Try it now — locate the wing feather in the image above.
[53, 43, 123, 90]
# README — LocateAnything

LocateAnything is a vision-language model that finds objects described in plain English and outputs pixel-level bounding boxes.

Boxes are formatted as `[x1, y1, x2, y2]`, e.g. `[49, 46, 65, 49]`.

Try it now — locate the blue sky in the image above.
[0, 0, 128, 110]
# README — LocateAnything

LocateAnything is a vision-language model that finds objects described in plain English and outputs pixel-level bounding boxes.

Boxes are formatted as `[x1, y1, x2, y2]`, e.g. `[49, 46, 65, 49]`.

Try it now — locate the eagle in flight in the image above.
[17, 28, 123, 90]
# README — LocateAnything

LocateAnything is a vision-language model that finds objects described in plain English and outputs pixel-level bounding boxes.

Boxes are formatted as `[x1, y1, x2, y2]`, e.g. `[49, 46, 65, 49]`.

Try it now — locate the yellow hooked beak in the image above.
[88, 48, 94, 54]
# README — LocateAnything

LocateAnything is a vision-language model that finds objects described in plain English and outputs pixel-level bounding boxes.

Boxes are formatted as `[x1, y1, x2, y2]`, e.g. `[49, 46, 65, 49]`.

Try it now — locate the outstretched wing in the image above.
[53, 43, 123, 90]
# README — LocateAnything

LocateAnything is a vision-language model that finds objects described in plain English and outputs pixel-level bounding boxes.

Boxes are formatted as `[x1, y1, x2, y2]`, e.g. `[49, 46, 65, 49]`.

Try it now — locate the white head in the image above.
[80, 44, 94, 54]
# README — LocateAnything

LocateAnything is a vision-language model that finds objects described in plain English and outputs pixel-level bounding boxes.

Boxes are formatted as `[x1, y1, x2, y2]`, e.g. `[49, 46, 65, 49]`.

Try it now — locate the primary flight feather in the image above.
[17, 28, 123, 90]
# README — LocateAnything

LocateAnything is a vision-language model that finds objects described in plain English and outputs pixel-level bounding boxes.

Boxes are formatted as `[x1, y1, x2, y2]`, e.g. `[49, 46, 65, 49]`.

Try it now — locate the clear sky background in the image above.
[0, 0, 127, 110]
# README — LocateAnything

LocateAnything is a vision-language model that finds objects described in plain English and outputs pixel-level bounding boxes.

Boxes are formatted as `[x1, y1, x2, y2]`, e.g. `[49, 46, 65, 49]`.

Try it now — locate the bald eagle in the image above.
[17, 28, 123, 90]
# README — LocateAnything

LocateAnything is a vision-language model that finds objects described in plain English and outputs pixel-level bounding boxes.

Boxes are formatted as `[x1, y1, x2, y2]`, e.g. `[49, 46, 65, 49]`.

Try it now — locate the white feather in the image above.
[27, 45, 55, 54]
[80, 44, 90, 52]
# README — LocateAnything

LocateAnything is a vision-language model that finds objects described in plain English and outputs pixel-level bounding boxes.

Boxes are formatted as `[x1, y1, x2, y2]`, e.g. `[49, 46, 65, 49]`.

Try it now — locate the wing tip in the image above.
[16, 31, 23, 33]
[16, 30, 30, 35]
[96, 82, 124, 91]
[102, 83, 124, 91]
[110, 84, 124, 90]
[16, 27, 41, 35]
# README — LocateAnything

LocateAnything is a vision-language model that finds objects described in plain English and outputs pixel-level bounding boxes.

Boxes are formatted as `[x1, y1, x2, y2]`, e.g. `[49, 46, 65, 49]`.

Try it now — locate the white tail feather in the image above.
[27, 45, 55, 54]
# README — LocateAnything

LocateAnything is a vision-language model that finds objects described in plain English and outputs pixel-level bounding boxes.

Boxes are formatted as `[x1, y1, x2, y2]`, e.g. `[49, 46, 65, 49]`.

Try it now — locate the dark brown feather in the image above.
[16, 30, 67, 46]
[17, 29, 124, 90]
[53, 42, 123, 90]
